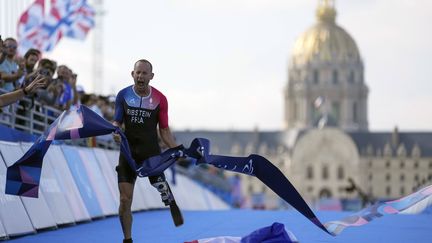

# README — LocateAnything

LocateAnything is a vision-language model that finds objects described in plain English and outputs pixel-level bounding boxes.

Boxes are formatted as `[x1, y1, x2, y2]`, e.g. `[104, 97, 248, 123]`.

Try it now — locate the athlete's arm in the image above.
[112, 121, 122, 143]
[112, 90, 125, 143]
[159, 126, 178, 148]
[158, 94, 178, 148]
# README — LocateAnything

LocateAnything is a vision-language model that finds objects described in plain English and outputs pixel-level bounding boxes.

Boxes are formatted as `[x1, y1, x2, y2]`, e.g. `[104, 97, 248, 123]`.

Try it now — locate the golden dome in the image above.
[291, 0, 361, 67]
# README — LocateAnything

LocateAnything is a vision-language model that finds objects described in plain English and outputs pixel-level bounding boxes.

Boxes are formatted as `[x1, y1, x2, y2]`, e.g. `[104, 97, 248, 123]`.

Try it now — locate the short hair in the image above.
[38, 58, 56, 73]
[24, 48, 41, 59]
[134, 59, 153, 71]
[3, 37, 16, 43]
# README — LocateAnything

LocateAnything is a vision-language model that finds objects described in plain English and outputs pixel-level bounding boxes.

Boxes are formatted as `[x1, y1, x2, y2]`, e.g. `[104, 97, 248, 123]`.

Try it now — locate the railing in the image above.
[0, 88, 117, 148]
[0, 88, 234, 204]
[0, 88, 62, 136]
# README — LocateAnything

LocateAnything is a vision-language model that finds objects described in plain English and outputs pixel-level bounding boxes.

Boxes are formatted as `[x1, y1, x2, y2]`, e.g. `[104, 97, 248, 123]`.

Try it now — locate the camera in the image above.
[39, 68, 50, 76]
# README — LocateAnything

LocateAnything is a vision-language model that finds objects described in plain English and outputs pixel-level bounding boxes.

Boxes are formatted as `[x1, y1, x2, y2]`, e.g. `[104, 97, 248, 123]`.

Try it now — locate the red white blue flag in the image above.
[5, 105, 432, 237]
[17, 0, 95, 54]
[17, 0, 45, 55]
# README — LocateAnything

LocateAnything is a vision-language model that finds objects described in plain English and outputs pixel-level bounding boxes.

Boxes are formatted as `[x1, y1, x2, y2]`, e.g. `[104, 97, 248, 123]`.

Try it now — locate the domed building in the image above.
[285, 0, 368, 131]
[175, 0, 432, 209]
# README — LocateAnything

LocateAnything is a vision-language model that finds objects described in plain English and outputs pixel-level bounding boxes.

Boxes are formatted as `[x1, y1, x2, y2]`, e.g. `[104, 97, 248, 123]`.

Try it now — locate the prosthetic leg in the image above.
[150, 175, 184, 227]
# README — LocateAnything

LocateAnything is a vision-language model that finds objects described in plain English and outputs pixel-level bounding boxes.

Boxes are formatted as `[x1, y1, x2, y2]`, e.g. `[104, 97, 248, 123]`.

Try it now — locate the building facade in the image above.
[174, 0, 432, 209]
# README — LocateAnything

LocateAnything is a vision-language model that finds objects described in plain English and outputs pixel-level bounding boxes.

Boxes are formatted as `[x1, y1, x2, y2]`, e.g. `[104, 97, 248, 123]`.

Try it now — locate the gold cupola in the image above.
[290, 0, 361, 67]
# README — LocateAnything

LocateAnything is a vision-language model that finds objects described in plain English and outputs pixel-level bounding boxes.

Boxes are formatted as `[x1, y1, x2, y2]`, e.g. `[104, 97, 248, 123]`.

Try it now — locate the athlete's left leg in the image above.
[149, 173, 174, 205]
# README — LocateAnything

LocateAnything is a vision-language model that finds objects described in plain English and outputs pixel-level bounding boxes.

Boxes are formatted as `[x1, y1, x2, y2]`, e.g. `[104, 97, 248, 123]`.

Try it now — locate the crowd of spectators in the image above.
[0, 35, 116, 127]
[0, 35, 236, 207]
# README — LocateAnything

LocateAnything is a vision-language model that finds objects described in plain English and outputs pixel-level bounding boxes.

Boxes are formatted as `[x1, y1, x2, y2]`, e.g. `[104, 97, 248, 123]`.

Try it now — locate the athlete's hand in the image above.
[112, 132, 121, 143]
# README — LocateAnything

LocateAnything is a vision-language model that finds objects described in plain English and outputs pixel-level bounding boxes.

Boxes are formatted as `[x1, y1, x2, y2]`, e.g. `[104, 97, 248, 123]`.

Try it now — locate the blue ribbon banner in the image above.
[5, 105, 432, 236]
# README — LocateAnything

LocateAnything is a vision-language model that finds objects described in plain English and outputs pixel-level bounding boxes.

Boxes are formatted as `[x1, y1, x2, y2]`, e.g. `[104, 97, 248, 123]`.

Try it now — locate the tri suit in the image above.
[114, 85, 169, 184]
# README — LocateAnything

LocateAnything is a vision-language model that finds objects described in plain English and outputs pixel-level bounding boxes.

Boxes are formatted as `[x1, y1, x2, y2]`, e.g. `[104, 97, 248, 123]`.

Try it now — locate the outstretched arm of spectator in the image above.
[0, 75, 47, 107]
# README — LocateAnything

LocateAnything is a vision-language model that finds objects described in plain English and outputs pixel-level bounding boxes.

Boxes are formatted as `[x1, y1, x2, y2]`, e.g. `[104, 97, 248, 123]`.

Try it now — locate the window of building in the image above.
[429, 161, 432, 169]
[307, 186, 313, 192]
[332, 101, 341, 122]
[400, 174, 405, 182]
[368, 174, 373, 180]
[349, 70, 355, 83]
[337, 166, 344, 180]
[386, 173, 391, 181]
[322, 165, 329, 180]
[400, 161, 405, 169]
[353, 102, 358, 123]
[414, 174, 419, 181]
[332, 70, 338, 84]
[386, 160, 390, 168]
[386, 186, 391, 197]
[313, 70, 319, 84]
[248, 185, 253, 193]
[311, 102, 319, 121]
[307, 166, 314, 179]
[368, 160, 372, 168]
[414, 161, 419, 169]
[428, 174, 432, 181]
[400, 187, 405, 196]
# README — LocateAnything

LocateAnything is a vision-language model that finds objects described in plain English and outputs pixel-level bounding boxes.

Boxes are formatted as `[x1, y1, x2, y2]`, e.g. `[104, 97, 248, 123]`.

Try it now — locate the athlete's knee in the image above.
[119, 194, 133, 209]
[149, 174, 167, 192]
[151, 180, 169, 193]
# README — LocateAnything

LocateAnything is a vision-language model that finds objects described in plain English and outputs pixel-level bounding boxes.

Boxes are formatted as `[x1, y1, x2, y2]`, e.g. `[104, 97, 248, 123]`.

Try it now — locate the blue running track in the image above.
[7, 209, 432, 243]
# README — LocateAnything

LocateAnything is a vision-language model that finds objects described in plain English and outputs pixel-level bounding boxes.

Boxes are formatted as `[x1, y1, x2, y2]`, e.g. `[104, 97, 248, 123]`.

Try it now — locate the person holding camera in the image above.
[17, 48, 41, 87]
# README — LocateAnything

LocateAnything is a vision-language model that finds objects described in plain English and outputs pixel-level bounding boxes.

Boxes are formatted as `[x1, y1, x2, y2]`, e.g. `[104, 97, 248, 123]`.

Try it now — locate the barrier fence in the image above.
[0, 141, 229, 240]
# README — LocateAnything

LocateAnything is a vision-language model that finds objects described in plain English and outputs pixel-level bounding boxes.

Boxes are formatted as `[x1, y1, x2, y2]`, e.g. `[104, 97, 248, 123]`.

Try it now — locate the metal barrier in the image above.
[0, 88, 117, 148]
[0, 88, 62, 136]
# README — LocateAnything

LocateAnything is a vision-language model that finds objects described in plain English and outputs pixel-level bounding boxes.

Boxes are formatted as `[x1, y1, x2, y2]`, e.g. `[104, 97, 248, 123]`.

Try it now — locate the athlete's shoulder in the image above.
[116, 85, 133, 97]
[118, 85, 133, 94]
[151, 86, 167, 100]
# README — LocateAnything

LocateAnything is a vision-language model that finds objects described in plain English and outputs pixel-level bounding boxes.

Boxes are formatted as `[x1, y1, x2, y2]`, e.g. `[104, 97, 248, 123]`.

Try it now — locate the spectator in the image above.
[0, 75, 47, 107]
[33, 58, 58, 106]
[18, 48, 41, 87]
[15, 48, 42, 126]
[0, 35, 6, 65]
[0, 37, 23, 92]
[85, 94, 103, 117]
[52, 65, 76, 110]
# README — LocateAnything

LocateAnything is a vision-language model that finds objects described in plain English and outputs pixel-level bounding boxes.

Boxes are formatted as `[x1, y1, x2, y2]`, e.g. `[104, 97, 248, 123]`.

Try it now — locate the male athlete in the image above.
[112, 59, 179, 243]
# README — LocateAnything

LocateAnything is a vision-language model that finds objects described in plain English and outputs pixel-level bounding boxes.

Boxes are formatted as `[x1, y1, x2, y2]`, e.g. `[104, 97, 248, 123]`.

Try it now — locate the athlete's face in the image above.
[132, 61, 154, 94]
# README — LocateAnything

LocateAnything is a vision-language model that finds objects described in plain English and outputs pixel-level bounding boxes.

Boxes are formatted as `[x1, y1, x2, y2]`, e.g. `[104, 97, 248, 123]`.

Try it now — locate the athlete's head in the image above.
[132, 59, 154, 94]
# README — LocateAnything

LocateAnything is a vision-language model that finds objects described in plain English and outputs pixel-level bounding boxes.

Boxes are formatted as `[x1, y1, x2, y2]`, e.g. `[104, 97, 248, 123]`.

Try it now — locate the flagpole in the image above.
[92, 0, 105, 94]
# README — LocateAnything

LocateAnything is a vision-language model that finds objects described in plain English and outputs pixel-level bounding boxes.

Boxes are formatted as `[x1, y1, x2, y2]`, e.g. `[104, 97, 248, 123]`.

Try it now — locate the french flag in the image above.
[185, 223, 298, 243]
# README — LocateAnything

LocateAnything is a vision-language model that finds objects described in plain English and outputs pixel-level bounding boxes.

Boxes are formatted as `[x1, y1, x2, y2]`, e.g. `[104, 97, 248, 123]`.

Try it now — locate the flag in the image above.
[49, 0, 95, 40]
[17, 0, 45, 56]
[16, 0, 95, 53]
[185, 222, 299, 243]
[39, 0, 95, 51]
[5, 105, 432, 237]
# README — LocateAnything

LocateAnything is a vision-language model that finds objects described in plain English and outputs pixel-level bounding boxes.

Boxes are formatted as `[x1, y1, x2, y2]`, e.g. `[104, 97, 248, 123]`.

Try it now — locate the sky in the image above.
[39, 0, 432, 131]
